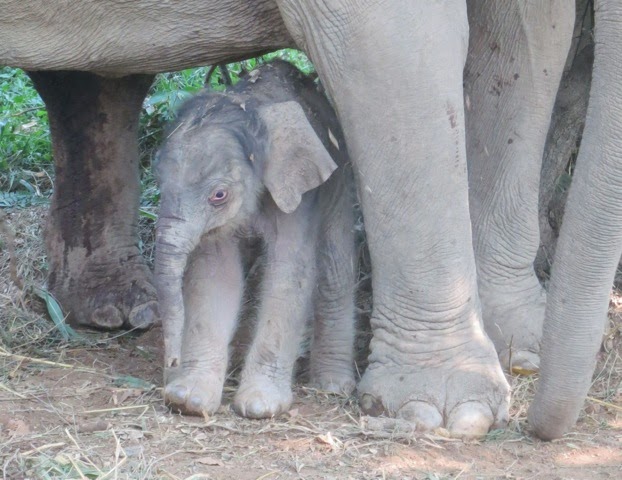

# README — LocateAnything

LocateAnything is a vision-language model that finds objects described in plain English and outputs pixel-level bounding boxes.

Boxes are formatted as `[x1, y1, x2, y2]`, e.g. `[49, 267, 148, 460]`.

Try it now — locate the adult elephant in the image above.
[1, 1, 604, 439]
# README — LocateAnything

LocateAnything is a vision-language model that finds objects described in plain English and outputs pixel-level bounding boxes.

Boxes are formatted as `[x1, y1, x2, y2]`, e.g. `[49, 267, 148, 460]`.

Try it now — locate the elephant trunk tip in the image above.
[527, 400, 579, 441]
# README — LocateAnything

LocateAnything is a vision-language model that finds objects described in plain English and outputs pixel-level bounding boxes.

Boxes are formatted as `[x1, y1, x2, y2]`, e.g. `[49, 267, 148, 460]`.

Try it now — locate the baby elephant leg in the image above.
[310, 178, 356, 394]
[165, 239, 244, 415]
[234, 215, 317, 419]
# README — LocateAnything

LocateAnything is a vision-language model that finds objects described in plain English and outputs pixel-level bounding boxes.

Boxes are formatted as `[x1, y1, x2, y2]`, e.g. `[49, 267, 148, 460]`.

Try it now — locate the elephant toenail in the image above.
[397, 401, 443, 430]
[128, 301, 159, 329]
[359, 393, 385, 416]
[91, 305, 124, 330]
[493, 408, 510, 430]
[188, 395, 204, 412]
[165, 384, 187, 404]
[447, 402, 495, 438]
[246, 401, 266, 418]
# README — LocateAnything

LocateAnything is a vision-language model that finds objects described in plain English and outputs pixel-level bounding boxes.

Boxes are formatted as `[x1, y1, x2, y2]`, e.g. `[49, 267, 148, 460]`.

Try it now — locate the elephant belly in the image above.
[0, 0, 292, 74]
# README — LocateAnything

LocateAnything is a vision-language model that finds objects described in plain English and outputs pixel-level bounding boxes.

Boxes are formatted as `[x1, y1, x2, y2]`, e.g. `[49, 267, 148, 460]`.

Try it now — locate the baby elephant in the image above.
[154, 60, 357, 418]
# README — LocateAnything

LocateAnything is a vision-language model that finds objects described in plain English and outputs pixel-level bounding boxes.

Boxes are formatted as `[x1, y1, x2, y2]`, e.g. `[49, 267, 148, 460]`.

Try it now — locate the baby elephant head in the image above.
[155, 95, 338, 244]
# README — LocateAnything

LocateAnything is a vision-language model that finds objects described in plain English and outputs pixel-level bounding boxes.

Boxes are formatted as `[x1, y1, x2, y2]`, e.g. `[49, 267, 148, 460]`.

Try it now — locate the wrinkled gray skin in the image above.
[529, 0, 622, 440]
[154, 61, 356, 418]
[3, 1, 617, 439]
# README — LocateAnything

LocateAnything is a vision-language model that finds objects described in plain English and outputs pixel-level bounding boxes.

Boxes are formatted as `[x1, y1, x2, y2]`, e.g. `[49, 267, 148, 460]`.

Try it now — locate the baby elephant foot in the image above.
[164, 370, 224, 416]
[358, 331, 510, 438]
[311, 371, 356, 395]
[310, 348, 356, 395]
[233, 376, 293, 419]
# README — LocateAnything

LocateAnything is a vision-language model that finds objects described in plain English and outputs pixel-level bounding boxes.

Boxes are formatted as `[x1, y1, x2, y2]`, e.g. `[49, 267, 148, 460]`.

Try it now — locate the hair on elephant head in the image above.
[155, 67, 338, 239]
[154, 60, 356, 419]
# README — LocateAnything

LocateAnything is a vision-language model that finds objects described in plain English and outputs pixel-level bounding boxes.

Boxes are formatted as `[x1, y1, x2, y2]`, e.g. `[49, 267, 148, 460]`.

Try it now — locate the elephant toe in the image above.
[359, 393, 387, 417]
[314, 375, 356, 395]
[90, 305, 124, 330]
[164, 374, 223, 416]
[397, 401, 443, 431]
[234, 381, 292, 419]
[164, 382, 189, 408]
[128, 301, 159, 330]
[187, 394, 209, 413]
[447, 402, 499, 438]
[237, 398, 273, 419]
[499, 348, 540, 375]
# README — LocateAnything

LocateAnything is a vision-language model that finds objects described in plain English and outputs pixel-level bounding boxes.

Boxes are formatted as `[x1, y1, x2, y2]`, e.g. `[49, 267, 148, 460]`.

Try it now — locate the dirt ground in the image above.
[1, 207, 621, 480]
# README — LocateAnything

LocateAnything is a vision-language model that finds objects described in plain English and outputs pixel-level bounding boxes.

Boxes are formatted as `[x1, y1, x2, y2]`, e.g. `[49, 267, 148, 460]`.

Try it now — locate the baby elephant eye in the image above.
[208, 189, 228, 206]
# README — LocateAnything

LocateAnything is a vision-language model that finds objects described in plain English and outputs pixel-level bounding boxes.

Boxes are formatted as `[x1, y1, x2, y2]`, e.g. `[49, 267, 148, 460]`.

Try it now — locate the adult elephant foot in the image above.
[358, 320, 510, 438]
[478, 278, 545, 374]
[27, 70, 156, 330]
[48, 249, 158, 330]
[463, 2, 574, 375]
[164, 370, 224, 415]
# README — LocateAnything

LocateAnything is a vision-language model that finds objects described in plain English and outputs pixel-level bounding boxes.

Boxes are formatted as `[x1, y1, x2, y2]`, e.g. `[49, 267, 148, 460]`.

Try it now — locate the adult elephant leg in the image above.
[464, 2, 574, 371]
[530, 0, 622, 440]
[277, 0, 509, 436]
[27, 71, 156, 329]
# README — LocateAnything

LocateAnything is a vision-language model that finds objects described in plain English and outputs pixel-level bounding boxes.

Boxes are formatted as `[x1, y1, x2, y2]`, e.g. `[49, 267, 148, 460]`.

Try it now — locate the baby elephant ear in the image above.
[257, 101, 338, 213]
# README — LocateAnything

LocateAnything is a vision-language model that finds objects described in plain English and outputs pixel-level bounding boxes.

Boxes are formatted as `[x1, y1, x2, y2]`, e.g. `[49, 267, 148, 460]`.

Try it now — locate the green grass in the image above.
[0, 49, 314, 204]
[0, 67, 51, 195]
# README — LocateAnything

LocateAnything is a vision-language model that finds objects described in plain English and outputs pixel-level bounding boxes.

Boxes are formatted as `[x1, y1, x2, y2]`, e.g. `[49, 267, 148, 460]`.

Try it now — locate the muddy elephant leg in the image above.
[27, 71, 156, 329]
[464, 2, 574, 371]
[277, 0, 509, 436]
[164, 238, 244, 415]
[309, 172, 356, 394]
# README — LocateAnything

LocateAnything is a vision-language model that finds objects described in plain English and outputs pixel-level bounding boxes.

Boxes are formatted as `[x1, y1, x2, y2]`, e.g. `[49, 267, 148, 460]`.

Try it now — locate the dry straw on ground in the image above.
[0, 206, 620, 480]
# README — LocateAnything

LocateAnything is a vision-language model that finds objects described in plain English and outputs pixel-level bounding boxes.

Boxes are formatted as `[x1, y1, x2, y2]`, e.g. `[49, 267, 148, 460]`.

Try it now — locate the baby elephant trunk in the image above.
[153, 219, 197, 379]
